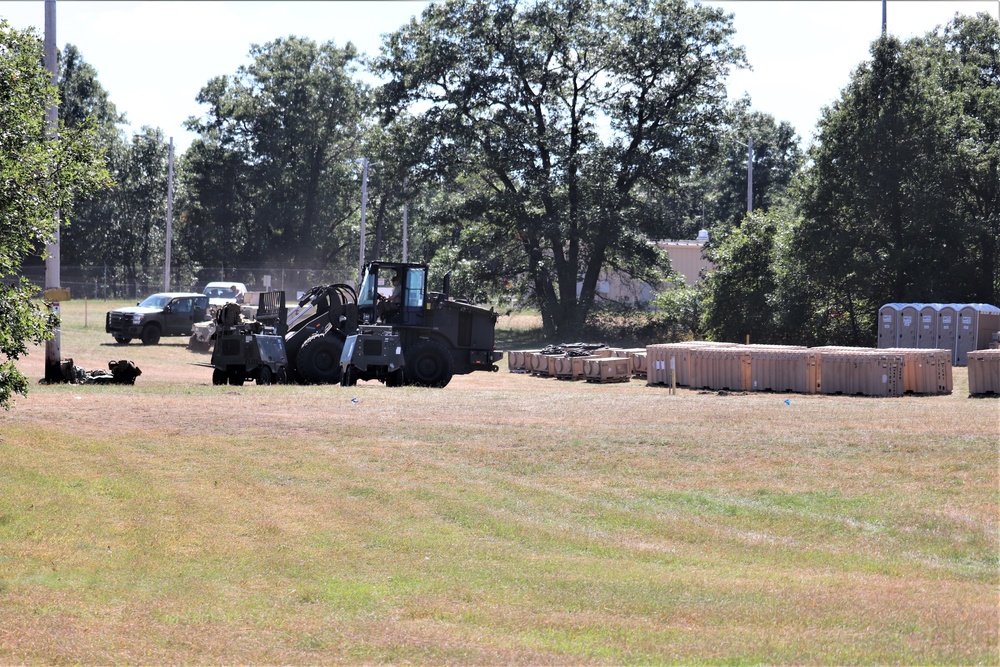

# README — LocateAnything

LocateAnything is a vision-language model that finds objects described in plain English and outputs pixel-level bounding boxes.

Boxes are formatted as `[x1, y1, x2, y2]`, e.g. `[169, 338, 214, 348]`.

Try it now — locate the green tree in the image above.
[701, 209, 781, 343]
[180, 36, 369, 282]
[0, 21, 109, 407]
[374, 0, 747, 338]
[797, 16, 999, 343]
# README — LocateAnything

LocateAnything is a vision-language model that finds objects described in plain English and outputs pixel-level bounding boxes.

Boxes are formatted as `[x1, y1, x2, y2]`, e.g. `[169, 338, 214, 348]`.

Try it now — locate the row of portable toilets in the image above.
[508, 342, 1000, 396]
[877, 303, 1000, 366]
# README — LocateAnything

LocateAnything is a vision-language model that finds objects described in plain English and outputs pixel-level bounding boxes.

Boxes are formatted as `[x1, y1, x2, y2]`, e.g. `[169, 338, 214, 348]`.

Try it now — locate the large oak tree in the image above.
[373, 0, 746, 337]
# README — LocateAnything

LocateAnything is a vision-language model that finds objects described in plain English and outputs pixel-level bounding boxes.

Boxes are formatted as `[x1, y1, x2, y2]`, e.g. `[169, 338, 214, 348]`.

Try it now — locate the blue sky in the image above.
[2, 1, 997, 152]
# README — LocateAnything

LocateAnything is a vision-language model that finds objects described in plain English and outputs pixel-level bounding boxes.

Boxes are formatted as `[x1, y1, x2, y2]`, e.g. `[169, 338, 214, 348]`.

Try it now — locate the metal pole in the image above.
[402, 176, 409, 263]
[747, 136, 753, 214]
[358, 158, 369, 284]
[882, 0, 887, 35]
[163, 137, 174, 291]
[43, 0, 62, 382]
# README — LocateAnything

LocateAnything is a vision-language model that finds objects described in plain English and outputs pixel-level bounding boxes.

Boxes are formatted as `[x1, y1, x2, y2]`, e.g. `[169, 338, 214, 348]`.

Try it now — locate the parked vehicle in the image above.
[284, 261, 502, 387]
[106, 292, 209, 345]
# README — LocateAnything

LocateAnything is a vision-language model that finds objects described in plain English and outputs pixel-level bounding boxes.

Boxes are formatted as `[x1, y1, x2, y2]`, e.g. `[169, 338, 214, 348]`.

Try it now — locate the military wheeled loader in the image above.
[285, 261, 503, 388]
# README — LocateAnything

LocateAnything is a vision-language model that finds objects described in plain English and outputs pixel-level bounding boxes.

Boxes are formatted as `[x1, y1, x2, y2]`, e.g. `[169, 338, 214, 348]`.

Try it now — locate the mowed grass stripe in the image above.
[0, 301, 995, 663]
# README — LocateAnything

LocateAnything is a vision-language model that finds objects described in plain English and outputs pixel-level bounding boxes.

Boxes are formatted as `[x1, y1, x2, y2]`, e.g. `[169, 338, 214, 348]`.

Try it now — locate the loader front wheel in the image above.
[297, 334, 344, 384]
[404, 339, 454, 388]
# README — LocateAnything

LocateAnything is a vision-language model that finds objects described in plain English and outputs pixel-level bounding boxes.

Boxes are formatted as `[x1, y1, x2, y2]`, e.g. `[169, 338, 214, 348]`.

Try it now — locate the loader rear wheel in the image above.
[212, 369, 226, 385]
[404, 339, 454, 388]
[297, 334, 344, 384]
[340, 365, 358, 387]
[258, 366, 273, 386]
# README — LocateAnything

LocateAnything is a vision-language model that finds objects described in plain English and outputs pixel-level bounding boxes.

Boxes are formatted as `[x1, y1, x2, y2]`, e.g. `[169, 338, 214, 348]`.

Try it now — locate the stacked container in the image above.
[688, 347, 752, 391]
[748, 347, 821, 394]
[583, 356, 632, 383]
[967, 349, 1000, 395]
[815, 349, 904, 396]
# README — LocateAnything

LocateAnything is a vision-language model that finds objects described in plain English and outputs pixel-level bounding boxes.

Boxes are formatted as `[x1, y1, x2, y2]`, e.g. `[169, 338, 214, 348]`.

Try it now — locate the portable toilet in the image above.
[897, 303, 919, 348]
[877, 303, 903, 348]
[917, 303, 940, 349]
[936, 304, 960, 364]
[957, 304, 1000, 366]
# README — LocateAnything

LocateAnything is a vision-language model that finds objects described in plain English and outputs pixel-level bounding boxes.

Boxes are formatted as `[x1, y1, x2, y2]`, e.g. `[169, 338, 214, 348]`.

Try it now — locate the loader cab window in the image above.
[404, 268, 425, 309]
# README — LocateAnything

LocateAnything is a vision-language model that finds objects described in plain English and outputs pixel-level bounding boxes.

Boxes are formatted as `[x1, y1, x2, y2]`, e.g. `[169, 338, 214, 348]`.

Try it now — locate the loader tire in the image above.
[403, 339, 454, 388]
[297, 334, 343, 384]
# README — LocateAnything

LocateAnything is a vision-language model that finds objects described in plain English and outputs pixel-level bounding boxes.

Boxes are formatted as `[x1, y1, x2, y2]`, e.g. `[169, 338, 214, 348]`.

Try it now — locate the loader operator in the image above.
[378, 271, 403, 322]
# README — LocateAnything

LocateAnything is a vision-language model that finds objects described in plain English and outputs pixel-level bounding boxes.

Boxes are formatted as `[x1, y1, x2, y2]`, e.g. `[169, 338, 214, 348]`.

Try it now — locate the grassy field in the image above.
[1, 300, 997, 664]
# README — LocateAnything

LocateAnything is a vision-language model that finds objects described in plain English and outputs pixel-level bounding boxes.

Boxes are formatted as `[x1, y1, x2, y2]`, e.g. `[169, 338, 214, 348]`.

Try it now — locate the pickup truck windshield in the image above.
[138, 295, 172, 308]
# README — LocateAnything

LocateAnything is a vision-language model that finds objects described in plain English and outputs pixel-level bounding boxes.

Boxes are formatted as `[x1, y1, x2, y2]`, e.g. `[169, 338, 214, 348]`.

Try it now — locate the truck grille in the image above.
[108, 312, 128, 329]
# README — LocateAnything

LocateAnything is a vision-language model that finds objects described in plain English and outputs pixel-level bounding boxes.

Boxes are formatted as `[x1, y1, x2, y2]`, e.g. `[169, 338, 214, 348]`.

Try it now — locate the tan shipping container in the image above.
[748, 348, 821, 394]
[817, 349, 904, 396]
[880, 348, 953, 394]
[552, 355, 599, 380]
[507, 349, 540, 372]
[645, 342, 738, 387]
[583, 356, 632, 383]
[689, 347, 752, 391]
[967, 349, 1000, 395]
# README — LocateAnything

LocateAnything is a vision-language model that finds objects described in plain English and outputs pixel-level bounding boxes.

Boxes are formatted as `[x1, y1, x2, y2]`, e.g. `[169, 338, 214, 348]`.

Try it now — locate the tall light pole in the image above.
[43, 0, 62, 382]
[358, 158, 369, 285]
[735, 137, 754, 214]
[163, 137, 174, 291]
[402, 176, 409, 263]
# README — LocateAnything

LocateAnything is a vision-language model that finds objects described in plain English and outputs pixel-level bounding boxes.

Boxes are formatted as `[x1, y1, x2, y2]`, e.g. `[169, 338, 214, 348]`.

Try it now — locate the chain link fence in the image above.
[18, 265, 356, 301]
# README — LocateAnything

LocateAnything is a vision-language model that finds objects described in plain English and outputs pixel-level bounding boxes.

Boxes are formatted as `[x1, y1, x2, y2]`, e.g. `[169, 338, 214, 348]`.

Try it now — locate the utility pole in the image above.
[402, 176, 409, 263]
[882, 0, 887, 35]
[163, 137, 174, 291]
[735, 137, 754, 214]
[358, 158, 369, 285]
[43, 0, 62, 382]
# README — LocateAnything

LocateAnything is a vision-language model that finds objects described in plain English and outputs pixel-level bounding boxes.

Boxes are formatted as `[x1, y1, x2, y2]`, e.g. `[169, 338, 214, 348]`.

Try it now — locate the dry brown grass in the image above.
[0, 300, 996, 664]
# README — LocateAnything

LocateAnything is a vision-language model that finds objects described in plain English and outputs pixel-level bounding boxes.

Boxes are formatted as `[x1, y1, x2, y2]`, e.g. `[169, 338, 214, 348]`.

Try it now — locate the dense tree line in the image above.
[5, 2, 999, 359]
[704, 13, 999, 345]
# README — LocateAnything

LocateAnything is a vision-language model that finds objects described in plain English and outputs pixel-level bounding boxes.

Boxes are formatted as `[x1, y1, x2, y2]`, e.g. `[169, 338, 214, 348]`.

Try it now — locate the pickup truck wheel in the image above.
[212, 369, 226, 385]
[297, 334, 343, 384]
[113, 335, 132, 344]
[258, 366, 273, 386]
[404, 339, 454, 388]
[140, 324, 161, 345]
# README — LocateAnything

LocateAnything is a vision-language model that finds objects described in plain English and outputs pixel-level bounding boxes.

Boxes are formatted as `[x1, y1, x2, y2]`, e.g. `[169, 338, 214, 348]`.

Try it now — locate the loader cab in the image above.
[357, 262, 427, 327]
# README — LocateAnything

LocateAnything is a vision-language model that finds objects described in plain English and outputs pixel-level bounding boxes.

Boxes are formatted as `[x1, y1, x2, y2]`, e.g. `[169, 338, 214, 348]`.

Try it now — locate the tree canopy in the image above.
[374, 0, 747, 337]
[180, 36, 369, 283]
[792, 15, 999, 342]
[0, 21, 109, 408]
